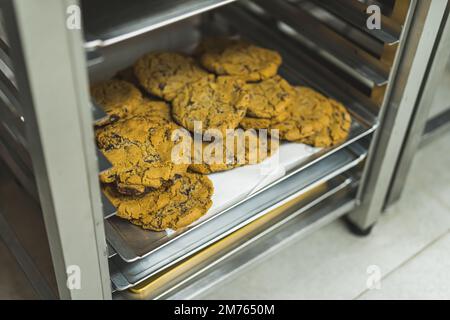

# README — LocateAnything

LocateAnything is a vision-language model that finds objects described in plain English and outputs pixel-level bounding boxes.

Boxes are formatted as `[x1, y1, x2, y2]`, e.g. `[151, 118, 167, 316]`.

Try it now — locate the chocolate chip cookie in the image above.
[189, 129, 278, 174]
[300, 99, 352, 147]
[134, 52, 210, 101]
[91, 79, 143, 126]
[199, 39, 282, 82]
[240, 86, 334, 141]
[97, 117, 189, 195]
[172, 76, 250, 135]
[102, 172, 214, 231]
[245, 75, 294, 119]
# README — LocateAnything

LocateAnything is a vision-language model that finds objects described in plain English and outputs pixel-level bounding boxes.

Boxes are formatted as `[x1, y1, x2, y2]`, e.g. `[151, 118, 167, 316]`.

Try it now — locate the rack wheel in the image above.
[343, 216, 374, 237]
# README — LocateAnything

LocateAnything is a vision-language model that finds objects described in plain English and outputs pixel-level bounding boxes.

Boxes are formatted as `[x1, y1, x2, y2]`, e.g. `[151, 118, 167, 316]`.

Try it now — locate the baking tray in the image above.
[82, 0, 238, 49]
[106, 141, 369, 262]
[100, 1, 378, 262]
[109, 149, 364, 290]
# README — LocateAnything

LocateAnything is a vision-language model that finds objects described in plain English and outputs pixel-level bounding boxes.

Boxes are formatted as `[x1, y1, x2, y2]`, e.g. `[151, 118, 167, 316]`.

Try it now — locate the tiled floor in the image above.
[199, 131, 450, 300]
[0, 132, 449, 300]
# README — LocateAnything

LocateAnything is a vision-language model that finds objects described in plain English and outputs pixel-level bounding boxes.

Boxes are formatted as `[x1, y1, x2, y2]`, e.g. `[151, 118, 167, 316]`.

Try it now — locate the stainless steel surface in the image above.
[108, 244, 117, 258]
[386, 4, 450, 206]
[106, 126, 371, 263]
[1, 0, 446, 300]
[310, 0, 401, 45]
[218, 4, 379, 121]
[0, 161, 58, 298]
[0, 137, 37, 200]
[109, 146, 366, 290]
[0, 210, 54, 299]
[0, 37, 13, 70]
[5, 0, 112, 299]
[163, 189, 356, 300]
[421, 108, 450, 146]
[102, 2, 378, 264]
[82, 0, 238, 49]
[256, 0, 389, 86]
[349, 0, 449, 230]
[116, 177, 357, 299]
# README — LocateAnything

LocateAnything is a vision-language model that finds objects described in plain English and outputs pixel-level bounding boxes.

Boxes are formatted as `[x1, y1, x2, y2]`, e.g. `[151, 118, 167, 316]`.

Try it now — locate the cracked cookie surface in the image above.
[172, 76, 250, 135]
[244, 75, 294, 119]
[96, 117, 188, 195]
[102, 172, 213, 231]
[300, 99, 352, 147]
[240, 86, 335, 142]
[199, 39, 282, 82]
[91, 79, 143, 126]
[134, 52, 210, 101]
[189, 129, 278, 174]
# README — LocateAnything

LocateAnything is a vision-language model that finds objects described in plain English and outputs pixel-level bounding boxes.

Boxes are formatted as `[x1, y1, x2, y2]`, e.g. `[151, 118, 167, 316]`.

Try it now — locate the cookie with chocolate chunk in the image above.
[300, 99, 352, 147]
[102, 172, 213, 231]
[91, 79, 143, 126]
[172, 76, 250, 135]
[96, 117, 188, 195]
[189, 129, 278, 174]
[134, 52, 210, 101]
[240, 86, 334, 141]
[199, 39, 282, 82]
[245, 75, 294, 119]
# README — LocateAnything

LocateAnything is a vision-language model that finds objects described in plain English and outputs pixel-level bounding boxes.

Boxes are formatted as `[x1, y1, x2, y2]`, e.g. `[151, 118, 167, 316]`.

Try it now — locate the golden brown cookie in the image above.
[129, 98, 173, 122]
[102, 172, 214, 231]
[172, 76, 250, 135]
[300, 99, 352, 147]
[96, 118, 189, 195]
[245, 76, 294, 119]
[134, 52, 210, 101]
[240, 86, 334, 141]
[199, 39, 282, 82]
[91, 79, 143, 126]
[189, 129, 278, 174]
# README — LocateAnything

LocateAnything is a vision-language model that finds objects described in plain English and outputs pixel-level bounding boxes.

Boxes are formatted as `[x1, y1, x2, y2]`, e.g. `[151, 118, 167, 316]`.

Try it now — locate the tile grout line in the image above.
[353, 228, 450, 300]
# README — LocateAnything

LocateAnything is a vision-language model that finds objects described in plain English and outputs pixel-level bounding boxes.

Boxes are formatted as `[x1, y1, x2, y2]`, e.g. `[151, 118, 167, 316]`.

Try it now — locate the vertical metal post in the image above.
[386, 5, 450, 206]
[5, 0, 111, 299]
[348, 0, 449, 230]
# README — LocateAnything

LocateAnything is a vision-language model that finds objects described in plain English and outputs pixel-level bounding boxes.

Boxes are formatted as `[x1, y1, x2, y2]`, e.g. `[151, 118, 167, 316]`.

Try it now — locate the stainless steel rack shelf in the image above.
[117, 176, 358, 299]
[101, 0, 378, 272]
[108, 143, 366, 290]
[110, 165, 361, 291]
[309, 0, 402, 45]
[82, 0, 238, 50]
[219, 3, 380, 121]
[255, 0, 390, 86]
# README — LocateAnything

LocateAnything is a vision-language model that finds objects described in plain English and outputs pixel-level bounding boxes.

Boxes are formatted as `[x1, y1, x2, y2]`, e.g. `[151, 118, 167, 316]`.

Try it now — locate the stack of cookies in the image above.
[92, 80, 214, 232]
[92, 37, 352, 232]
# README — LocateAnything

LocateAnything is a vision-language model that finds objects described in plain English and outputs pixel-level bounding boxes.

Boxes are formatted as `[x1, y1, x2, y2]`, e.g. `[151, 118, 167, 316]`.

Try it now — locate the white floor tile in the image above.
[409, 133, 450, 210]
[358, 232, 450, 300]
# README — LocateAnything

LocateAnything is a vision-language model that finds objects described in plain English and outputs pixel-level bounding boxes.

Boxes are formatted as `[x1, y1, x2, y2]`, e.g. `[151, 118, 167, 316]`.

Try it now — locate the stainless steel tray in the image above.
[82, 0, 238, 49]
[106, 143, 368, 264]
[110, 165, 360, 291]
[99, 0, 378, 265]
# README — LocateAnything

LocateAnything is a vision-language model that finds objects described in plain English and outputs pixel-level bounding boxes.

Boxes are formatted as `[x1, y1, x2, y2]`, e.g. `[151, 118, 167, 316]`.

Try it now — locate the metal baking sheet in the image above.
[106, 142, 369, 262]
[109, 152, 363, 290]
[82, 0, 238, 49]
[99, 1, 379, 262]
